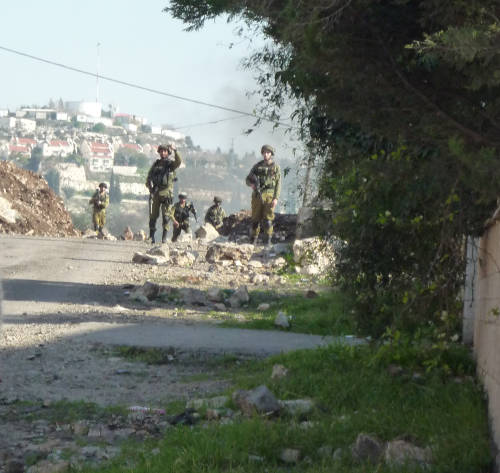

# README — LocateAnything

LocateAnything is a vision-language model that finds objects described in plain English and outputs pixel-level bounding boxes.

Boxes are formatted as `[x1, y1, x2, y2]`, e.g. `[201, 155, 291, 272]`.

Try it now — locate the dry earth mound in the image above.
[0, 161, 79, 237]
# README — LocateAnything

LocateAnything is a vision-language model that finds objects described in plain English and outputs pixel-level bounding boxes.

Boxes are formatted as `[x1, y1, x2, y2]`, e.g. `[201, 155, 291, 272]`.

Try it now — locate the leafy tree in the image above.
[140, 124, 152, 133]
[166, 0, 500, 336]
[114, 148, 150, 169]
[92, 123, 106, 133]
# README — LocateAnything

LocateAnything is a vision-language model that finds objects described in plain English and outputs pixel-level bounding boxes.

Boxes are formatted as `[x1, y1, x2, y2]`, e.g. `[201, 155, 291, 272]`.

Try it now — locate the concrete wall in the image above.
[474, 220, 500, 460]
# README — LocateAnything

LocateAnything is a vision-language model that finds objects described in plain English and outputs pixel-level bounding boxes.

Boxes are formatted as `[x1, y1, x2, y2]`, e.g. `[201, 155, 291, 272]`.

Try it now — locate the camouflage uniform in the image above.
[172, 199, 196, 242]
[246, 156, 281, 244]
[146, 150, 182, 240]
[89, 187, 109, 234]
[204, 204, 226, 230]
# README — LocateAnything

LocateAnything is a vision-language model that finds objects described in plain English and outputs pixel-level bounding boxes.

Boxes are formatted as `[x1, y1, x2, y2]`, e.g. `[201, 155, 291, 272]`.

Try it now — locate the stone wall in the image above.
[474, 219, 500, 461]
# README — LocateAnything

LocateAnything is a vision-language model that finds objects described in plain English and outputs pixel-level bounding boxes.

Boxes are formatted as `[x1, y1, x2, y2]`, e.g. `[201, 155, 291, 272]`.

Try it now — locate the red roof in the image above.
[18, 138, 37, 145]
[9, 145, 29, 152]
[50, 140, 69, 146]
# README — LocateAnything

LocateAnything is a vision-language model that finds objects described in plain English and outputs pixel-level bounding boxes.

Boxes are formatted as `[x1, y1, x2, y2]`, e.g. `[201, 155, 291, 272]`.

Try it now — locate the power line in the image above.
[0, 44, 297, 130]
[171, 114, 250, 130]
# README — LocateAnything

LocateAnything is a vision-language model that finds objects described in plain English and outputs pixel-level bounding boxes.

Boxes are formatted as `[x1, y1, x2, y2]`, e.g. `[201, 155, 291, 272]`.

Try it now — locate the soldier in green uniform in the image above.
[146, 143, 182, 243]
[89, 182, 109, 236]
[172, 192, 197, 242]
[245, 144, 281, 245]
[204, 196, 226, 231]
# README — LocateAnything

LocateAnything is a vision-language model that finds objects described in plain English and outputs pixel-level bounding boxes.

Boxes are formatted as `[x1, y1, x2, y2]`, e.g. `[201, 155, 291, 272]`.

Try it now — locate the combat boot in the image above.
[162, 229, 168, 244]
[150, 229, 156, 244]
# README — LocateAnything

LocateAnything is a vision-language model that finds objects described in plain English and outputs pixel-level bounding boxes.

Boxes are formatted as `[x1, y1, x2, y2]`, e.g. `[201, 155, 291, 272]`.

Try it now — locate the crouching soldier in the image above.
[204, 196, 226, 231]
[146, 143, 182, 243]
[89, 182, 109, 236]
[245, 144, 281, 245]
[172, 192, 197, 242]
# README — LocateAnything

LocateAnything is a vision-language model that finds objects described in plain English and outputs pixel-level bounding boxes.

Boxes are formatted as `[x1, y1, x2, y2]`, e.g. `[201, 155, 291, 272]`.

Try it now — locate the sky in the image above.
[0, 0, 300, 158]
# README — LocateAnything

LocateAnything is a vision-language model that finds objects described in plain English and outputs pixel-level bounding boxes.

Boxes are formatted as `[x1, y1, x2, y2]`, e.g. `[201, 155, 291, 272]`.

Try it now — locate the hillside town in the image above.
[0, 100, 299, 237]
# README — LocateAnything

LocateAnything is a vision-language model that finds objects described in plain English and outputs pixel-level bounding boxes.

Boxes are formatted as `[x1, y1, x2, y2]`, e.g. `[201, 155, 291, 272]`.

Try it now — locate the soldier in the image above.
[204, 196, 226, 231]
[146, 143, 182, 243]
[245, 144, 281, 246]
[172, 192, 197, 242]
[89, 182, 109, 236]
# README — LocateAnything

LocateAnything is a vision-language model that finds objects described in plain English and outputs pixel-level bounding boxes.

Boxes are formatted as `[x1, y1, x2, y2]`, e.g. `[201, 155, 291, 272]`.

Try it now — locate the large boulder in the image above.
[232, 385, 281, 416]
[293, 237, 338, 275]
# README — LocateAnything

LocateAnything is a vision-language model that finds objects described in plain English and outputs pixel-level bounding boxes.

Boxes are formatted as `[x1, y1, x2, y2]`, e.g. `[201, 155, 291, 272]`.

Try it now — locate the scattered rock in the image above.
[132, 252, 167, 265]
[274, 311, 290, 329]
[133, 230, 147, 241]
[206, 242, 254, 263]
[271, 364, 288, 379]
[194, 223, 220, 242]
[351, 433, 384, 463]
[147, 245, 170, 258]
[232, 385, 281, 416]
[257, 303, 271, 311]
[384, 439, 432, 467]
[279, 448, 301, 464]
[26, 459, 70, 473]
[279, 399, 314, 416]
[186, 396, 229, 410]
[170, 249, 196, 267]
[206, 287, 224, 302]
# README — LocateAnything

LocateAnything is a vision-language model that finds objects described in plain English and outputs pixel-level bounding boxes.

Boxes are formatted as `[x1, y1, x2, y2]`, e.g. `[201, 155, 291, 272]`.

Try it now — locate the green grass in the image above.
[219, 290, 355, 336]
[74, 343, 491, 473]
[111, 345, 176, 365]
[1, 400, 126, 424]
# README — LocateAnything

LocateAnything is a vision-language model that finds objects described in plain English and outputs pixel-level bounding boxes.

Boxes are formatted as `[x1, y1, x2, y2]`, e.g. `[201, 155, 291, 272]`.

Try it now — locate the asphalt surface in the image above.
[0, 234, 363, 356]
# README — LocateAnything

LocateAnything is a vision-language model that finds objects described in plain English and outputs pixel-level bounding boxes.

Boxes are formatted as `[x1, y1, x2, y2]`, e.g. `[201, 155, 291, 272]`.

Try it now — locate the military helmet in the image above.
[261, 144, 275, 155]
[98, 182, 107, 189]
[178, 192, 187, 199]
[214, 196, 222, 204]
[157, 144, 169, 152]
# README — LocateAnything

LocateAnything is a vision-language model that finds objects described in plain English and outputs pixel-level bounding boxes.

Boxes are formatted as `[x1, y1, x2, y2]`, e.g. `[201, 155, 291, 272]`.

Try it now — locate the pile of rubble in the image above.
[0, 161, 79, 237]
[220, 210, 297, 243]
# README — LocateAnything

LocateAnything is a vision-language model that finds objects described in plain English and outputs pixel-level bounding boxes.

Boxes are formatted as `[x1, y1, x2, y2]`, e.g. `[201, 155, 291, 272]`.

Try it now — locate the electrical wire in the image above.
[0, 44, 297, 130]
[171, 115, 250, 130]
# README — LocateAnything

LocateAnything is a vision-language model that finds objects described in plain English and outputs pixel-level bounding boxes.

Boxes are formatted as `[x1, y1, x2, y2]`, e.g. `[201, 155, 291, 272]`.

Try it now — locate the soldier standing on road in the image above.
[146, 143, 182, 244]
[204, 196, 226, 231]
[245, 144, 281, 246]
[89, 182, 109, 237]
[172, 192, 197, 242]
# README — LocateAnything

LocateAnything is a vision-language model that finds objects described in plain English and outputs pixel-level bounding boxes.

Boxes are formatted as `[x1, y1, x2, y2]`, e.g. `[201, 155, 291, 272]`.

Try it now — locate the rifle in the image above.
[189, 204, 198, 222]
[250, 175, 261, 197]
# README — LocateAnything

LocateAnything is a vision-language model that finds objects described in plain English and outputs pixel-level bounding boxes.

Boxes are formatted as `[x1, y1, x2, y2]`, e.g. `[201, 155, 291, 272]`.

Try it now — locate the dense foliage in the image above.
[165, 0, 500, 336]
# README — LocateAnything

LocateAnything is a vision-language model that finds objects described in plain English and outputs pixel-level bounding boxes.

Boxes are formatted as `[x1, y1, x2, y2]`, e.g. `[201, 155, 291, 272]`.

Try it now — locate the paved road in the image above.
[0, 234, 362, 355]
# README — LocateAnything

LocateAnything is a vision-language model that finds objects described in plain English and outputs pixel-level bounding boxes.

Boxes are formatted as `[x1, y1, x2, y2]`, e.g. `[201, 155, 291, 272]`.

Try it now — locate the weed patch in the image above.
[73, 343, 490, 472]
[221, 290, 355, 336]
[111, 346, 175, 365]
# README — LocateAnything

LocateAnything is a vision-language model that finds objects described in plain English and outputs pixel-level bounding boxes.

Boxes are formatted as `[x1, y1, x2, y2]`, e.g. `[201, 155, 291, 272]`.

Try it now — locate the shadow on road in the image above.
[3, 278, 118, 306]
